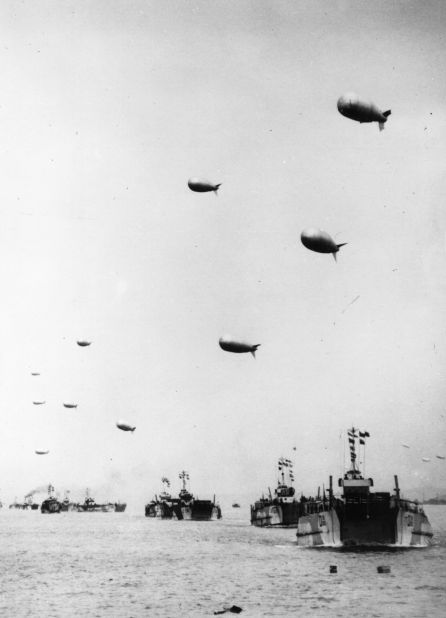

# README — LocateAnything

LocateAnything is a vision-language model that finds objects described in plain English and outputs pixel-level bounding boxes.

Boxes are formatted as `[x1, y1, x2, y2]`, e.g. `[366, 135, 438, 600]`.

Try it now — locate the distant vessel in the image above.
[78, 489, 114, 512]
[296, 428, 433, 547]
[114, 502, 127, 512]
[60, 491, 77, 512]
[177, 471, 222, 521]
[423, 496, 446, 505]
[41, 485, 61, 514]
[232, 503, 241, 508]
[251, 458, 301, 527]
[9, 495, 39, 510]
[145, 473, 222, 521]
[145, 477, 181, 519]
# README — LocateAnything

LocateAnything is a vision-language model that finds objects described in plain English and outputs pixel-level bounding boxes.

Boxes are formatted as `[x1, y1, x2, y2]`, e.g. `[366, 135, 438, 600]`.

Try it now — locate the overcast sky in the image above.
[0, 0, 445, 508]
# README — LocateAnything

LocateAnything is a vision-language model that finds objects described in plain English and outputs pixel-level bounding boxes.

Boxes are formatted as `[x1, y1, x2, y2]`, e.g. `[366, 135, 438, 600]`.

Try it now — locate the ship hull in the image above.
[296, 504, 433, 547]
[145, 501, 182, 519]
[297, 507, 341, 546]
[80, 503, 115, 512]
[41, 499, 61, 514]
[181, 500, 221, 521]
[251, 502, 301, 527]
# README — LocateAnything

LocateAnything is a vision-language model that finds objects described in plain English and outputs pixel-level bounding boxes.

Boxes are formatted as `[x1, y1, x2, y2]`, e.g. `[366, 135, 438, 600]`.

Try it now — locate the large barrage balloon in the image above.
[116, 421, 136, 432]
[337, 92, 391, 131]
[63, 403, 78, 409]
[35, 450, 49, 455]
[188, 178, 221, 194]
[77, 340, 91, 347]
[219, 335, 261, 358]
[301, 228, 347, 261]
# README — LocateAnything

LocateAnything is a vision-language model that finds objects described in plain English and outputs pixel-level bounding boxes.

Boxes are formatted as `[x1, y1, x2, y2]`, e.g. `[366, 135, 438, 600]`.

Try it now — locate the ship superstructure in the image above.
[296, 428, 433, 547]
[251, 457, 302, 527]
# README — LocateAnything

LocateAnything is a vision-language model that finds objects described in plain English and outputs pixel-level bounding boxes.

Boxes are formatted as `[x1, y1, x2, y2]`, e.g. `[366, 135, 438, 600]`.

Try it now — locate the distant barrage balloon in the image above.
[63, 403, 78, 409]
[77, 340, 91, 347]
[31, 372, 40, 376]
[33, 401, 46, 405]
[219, 335, 261, 358]
[116, 421, 136, 432]
[301, 228, 347, 261]
[421, 457, 431, 463]
[337, 92, 391, 131]
[436, 455, 445, 460]
[188, 177, 221, 194]
[35, 450, 49, 455]
[402, 444, 410, 449]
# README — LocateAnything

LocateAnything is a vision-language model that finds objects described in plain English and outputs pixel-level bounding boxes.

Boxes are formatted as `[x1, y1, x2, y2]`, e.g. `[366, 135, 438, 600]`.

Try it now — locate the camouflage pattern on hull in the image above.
[395, 508, 433, 546]
[251, 503, 301, 527]
[296, 504, 433, 547]
[296, 508, 341, 546]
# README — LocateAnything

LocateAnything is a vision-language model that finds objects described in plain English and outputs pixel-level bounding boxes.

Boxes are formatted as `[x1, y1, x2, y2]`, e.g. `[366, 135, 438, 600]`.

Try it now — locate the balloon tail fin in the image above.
[131, 428, 136, 432]
[213, 183, 221, 195]
[250, 344, 261, 358]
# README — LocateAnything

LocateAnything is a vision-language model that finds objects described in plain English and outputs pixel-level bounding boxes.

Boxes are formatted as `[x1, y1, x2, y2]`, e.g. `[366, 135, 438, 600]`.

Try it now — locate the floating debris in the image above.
[219, 335, 260, 358]
[188, 177, 221, 194]
[301, 228, 347, 261]
[329, 565, 338, 573]
[116, 421, 136, 432]
[214, 606, 243, 615]
[337, 92, 391, 131]
[377, 566, 391, 573]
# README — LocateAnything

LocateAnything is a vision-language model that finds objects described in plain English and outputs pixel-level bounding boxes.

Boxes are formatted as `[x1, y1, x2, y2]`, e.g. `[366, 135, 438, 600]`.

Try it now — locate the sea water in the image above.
[0, 505, 445, 617]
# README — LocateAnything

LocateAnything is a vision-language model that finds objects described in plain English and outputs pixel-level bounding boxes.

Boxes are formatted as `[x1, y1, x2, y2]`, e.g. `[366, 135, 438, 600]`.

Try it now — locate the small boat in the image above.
[251, 458, 301, 527]
[41, 485, 61, 514]
[296, 428, 433, 547]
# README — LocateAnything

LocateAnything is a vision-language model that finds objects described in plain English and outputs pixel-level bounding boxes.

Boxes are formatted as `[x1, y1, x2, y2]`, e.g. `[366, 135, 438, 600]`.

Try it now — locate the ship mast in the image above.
[179, 470, 189, 491]
[348, 427, 359, 474]
[278, 457, 294, 485]
[347, 427, 370, 478]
